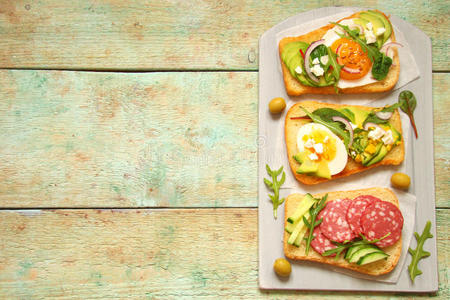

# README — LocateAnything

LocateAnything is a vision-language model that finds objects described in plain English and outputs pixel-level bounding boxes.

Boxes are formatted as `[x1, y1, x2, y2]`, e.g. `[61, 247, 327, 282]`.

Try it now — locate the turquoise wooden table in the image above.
[0, 1, 448, 298]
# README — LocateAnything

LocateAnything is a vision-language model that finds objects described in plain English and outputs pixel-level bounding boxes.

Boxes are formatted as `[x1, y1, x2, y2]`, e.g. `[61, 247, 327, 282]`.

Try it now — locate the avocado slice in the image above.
[348, 107, 369, 128]
[316, 161, 331, 179]
[362, 142, 383, 166]
[389, 125, 402, 143]
[357, 251, 389, 265]
[359, 12, 385, 48]
[349, 246, 383, 264]
[281, 41, 308, 61]
[353, 18, 369, 35]
[286, 55, 314, 87]
[366, 145, 388, 166]
[345, 244, 376, 260]
[293, 152, 308, 164]
[367, 10, 392, 44]
[296, 159, 319, 174]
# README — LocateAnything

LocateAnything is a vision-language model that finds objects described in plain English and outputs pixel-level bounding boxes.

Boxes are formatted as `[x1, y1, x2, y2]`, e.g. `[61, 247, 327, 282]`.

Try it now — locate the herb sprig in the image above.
[264, 164, 286, 219]
[398, 90, 418, 138]
[303, 194, 328, 255]
[408, 221, 433, 283]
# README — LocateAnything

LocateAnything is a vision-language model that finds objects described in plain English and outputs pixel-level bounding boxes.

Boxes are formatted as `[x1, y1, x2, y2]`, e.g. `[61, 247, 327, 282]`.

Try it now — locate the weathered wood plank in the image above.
[0, 0, 447, 71]
[0, 208, 447, 298]
[433, 74, 450, 208]
[0, 70, 257, 207]
[0, 70, 448, 208]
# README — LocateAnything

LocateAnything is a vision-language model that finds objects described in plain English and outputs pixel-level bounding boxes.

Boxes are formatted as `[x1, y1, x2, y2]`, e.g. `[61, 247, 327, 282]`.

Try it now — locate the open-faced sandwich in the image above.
[285, 100, 404, 185]
[279, 10, 401, 95]
[284, 187, 403, 276]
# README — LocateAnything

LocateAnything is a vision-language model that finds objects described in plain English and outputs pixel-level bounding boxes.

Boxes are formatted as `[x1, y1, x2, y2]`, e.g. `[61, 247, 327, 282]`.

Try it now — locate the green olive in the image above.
[391, 172, 411, 189]
[269, 97, 286, 114]
[273, 258, 291, 277]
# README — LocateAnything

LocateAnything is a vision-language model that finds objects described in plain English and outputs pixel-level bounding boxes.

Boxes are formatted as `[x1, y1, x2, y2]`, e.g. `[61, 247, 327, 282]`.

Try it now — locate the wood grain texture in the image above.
[0, 208, 447, 299]
[433, 73, 450, 208]
[0, 70, 448, 208]
[0, 0, 447, 71]
[0, 70, 257, 208]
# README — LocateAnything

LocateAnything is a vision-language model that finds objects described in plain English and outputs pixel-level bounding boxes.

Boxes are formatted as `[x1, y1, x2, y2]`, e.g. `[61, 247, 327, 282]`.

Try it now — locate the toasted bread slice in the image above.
[284, 187, 402, 276]
[285, 100, 404, 185]
[279, 10, 400, 96]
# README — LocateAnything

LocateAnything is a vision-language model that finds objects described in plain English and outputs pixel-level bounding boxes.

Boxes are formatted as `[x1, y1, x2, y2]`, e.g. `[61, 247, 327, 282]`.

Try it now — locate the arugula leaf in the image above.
[326, 46, 341, 81]
[303, 194, 328, 255]
[264, 164, 286, 219]
[312, 108, 351, 123]
[372, 54, 393, 81]
[300, 107, 350, 149]
[398, 90, 418, 138]
[408, 221, 433, 283]
[338, 108, 355, 123]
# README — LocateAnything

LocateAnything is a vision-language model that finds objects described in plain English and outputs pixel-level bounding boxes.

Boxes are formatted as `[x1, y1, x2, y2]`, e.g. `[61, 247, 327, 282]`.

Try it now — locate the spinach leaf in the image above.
[372, 54, 393, 81]
[398, 90, 418, 138]
[301, 107, 350, 149]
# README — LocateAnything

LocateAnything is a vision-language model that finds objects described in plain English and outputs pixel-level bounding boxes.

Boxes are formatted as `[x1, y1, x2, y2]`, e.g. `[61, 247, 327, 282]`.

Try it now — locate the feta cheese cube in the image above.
[295, 66, 303, 74]
[350, 122, 357, 130]
[376, 27, 386, 36]
[312, 57, 320, 65]
[311, 64, 324, 77]
[368, 126, 385, 140]
[364, 30, 377, 44]
[366, 22, 373, 30]
[313, 143, 324, 154]
[382, 130, 395, 145]
[309, 153, 319, 161]
[304, 138, 315, 148]
[320, 55, 329, 65]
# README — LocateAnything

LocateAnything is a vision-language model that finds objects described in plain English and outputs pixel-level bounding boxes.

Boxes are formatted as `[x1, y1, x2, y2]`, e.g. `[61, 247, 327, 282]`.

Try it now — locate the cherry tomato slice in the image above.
[331, 38, 372, 80]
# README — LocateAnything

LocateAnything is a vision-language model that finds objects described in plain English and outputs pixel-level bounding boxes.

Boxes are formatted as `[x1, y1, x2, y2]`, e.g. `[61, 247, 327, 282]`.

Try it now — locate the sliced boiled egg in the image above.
[297, 123, 348, 175]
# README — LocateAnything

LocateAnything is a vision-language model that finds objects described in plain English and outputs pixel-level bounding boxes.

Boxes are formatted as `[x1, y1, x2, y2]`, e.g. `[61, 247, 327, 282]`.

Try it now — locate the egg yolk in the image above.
[302, 130, 337, 161]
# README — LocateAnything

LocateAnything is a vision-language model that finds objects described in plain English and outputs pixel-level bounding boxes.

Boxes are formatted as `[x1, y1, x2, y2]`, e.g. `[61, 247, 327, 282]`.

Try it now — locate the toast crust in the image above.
[285, 100, 405, 185]
[279, 10, 400, 96]
[283, 187, 402, 276]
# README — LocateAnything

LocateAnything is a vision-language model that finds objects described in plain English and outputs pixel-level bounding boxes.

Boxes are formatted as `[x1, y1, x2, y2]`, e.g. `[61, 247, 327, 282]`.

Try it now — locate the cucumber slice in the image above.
[285, 221, 296, 234]
[357, 252, 389, 265]
[293, 223, 309, 247]
[287, 194, 316, 224]
[349, 247, 383, 264]
[287, 212, 310, 245]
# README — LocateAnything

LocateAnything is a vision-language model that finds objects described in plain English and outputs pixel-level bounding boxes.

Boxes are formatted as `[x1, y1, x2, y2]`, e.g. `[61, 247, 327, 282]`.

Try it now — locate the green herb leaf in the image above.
[398, 90, 418, 138]
[323, 232, 391, 259]
[304, 194, 328, 255]
[372, 54, 393, 81]
[408, 221, 433, 283]
[326, 46, 341, 81]
[312, 108, 351, 123]
[264, 164, 286, 219]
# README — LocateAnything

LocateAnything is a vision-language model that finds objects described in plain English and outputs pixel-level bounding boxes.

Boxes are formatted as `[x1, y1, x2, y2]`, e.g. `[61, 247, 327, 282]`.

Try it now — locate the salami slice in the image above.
[319, 199, 356, 243]
[361, 201, 404, 247]
[310, 226, 336, 256]
[346, 195, 381, 236]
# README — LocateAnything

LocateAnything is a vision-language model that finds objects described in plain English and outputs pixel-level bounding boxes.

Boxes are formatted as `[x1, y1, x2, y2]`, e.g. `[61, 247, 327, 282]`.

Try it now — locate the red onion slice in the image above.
[332, 116, 354, 147]
[364, 122, 383, 131]
[304, 39, 325, 83]
[380, 42, 403, 58]
[349, 23, 364, 35]
[375, 111, 393, 120]
[342, 66, 361, 74]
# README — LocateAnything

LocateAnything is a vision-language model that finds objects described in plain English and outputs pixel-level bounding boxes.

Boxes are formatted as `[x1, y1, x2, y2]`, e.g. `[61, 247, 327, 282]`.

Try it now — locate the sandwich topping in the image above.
[286, 194, 404, 266]
[292, 103, 402, 179]
[281, 10, 401, 90]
